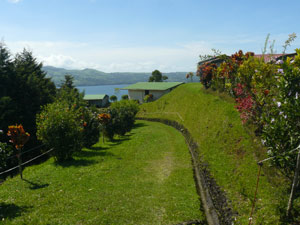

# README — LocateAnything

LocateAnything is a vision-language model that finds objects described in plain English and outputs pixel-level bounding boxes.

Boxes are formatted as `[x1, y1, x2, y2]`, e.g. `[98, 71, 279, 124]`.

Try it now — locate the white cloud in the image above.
[7, 0, 22, 3]
[5, 40, 212, 72]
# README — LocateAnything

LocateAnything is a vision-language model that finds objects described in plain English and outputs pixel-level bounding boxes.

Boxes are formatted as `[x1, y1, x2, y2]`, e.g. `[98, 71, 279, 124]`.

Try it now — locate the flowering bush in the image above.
[197, 62, 217, 89]
[198, 45, 300, 176]
[98, 112, 114, 140]
[261, 50, 300, 176]
[234, 83, 255, 124]
[81, 109, 101, 148]
[99, 100, 139, 140]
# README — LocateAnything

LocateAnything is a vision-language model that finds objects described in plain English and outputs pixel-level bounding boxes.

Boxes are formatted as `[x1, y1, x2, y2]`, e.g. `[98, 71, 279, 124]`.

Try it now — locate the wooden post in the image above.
[287, 148, 300, 216]
[249, 162, 263, 225]
[16, 151, 23, 179]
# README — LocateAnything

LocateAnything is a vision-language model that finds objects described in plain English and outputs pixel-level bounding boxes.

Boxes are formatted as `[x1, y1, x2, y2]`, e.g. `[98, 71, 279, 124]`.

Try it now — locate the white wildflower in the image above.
[267, 150, 272, 155]
[277, 102, 281, 107]
[276, 60, 284, 64]
[277, 69, 284, 74]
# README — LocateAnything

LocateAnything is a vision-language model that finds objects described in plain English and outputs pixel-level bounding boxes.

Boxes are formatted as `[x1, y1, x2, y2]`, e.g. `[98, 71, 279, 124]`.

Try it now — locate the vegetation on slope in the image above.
[139, 83, 296, 224]
[0, 121, 204, 224]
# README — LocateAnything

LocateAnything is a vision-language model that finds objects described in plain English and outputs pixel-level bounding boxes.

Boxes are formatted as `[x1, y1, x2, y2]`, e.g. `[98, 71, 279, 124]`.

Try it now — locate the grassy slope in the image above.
[0, 121, 204, 224]
[139, 83, 289, 224]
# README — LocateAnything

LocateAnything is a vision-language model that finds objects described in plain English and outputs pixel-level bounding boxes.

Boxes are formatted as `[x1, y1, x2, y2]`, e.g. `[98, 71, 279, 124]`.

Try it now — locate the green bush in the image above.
[0, 141, 13, 171]
[143, 94, 153, 103]
[109, 95, 117, 102]
[110, 100, 139, 136]
[36, 101, 83, 162]
[121, 94, 129, 100]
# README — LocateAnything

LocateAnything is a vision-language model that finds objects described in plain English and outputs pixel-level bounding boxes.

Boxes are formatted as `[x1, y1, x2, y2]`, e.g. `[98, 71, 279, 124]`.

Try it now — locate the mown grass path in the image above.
[0, 120, 204, 224]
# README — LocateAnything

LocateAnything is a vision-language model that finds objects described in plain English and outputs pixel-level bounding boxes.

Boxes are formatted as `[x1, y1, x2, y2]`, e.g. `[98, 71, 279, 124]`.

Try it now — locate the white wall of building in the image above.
[128, 90, 145, 103]
[149, 90, 169, 100]
[128, 89, 170, 103]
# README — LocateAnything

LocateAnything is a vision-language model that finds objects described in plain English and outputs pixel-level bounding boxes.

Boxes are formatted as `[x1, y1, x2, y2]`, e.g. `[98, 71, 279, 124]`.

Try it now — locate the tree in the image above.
[109, 95, 117, 102]
[60, 74, 75, 89]
[57, 75, 86, 108]
[121, 94, 129, 100]
[186, 72, 194, 82]
[148, 70, 168, 82]
[0, 46, 56, 141]
[13, 49, 56, 135]
[0, 43, 16, 142]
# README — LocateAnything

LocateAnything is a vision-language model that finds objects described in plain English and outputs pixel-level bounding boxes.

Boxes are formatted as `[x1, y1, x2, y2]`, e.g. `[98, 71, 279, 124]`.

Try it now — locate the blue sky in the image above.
[1, 0, 300, 72]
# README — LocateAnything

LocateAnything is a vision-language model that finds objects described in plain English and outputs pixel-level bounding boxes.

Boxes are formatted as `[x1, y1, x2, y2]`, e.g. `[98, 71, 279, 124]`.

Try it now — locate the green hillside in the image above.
[43, 66, 189, 86]
[139, 83, 293, 224]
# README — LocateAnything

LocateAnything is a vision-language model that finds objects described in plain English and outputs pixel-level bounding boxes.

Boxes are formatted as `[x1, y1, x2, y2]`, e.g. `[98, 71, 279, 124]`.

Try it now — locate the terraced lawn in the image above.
[0, 120, 204, 224]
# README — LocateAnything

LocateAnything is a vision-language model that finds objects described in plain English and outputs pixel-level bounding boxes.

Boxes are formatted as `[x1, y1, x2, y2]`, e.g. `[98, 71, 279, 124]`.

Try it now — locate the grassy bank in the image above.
[139, 83, 292, 224]
[0, 120, 204, 224]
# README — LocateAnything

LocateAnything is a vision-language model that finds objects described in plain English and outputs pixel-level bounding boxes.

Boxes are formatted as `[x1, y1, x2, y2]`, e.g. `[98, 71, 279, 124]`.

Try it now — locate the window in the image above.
[145, 90, 149, 95]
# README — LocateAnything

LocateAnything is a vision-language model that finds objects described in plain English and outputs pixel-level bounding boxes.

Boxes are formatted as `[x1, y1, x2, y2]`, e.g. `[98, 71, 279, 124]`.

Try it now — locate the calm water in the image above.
[77, 84, 130, 100]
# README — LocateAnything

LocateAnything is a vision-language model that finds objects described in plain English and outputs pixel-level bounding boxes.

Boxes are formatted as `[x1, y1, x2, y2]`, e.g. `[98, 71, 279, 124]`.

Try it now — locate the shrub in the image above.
[197, 62, 217, 89]
[121, 94, 129, 100]
[261, 50, 300, 177]
[82, 108, 101, 148]
[99, 100, 139, 140]
[109, 95, 117, 102]
[0, 141, 13, 171]
[36, 101, 83, 162]
[143, 94, 153, 103]
[98, 112, 113, 140]
[110, 100, 139, 136]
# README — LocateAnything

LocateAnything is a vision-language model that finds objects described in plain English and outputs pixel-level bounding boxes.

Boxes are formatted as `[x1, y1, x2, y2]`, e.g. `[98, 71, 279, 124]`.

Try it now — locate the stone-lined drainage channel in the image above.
[137, 117, 235, 225]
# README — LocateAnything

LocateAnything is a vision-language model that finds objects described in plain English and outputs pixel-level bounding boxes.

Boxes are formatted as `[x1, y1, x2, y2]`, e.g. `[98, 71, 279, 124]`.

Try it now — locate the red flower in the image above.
[7, 124, 30, 149]
[264, 89, 269, 96]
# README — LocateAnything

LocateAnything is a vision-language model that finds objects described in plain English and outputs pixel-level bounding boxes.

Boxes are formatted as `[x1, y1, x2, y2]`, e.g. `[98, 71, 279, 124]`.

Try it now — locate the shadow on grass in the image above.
[133, 122, 147, 129]
[0, 203, 32, 220]
[55, 158, 98, 168]
[108, 134, 132, 147]
[89, 146, 109, 151]
[75, 148, 114, 158]
[22, 179, 49, 190]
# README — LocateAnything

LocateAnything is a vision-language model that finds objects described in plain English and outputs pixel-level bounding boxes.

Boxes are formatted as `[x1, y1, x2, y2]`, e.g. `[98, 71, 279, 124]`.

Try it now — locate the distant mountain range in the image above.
[43, 66, 192, 86]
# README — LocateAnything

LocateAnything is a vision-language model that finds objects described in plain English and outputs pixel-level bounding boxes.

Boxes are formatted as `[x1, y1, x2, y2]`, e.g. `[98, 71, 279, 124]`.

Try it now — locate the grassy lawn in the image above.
[0, 120, 204, 225]
[139, 83, 294, 224]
